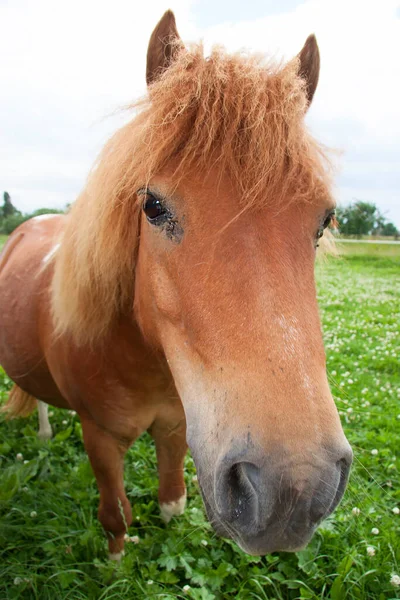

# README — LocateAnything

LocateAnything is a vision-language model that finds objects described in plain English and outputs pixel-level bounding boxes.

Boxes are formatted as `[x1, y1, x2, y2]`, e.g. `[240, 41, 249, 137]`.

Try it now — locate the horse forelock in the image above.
[51, 42, 335, 345]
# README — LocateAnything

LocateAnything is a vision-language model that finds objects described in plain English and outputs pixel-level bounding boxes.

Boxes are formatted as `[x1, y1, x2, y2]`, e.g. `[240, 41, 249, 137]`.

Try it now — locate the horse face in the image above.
[134, 169, 352, 555]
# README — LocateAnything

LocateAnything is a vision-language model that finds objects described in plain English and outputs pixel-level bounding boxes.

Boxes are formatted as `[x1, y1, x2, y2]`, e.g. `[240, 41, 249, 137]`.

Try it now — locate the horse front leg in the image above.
[81, 418, 133, 560]
[150, 409, 188, 523]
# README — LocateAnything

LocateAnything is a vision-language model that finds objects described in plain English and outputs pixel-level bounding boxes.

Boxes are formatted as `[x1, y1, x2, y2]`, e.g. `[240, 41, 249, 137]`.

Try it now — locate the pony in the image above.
[0, 10, 352, 559]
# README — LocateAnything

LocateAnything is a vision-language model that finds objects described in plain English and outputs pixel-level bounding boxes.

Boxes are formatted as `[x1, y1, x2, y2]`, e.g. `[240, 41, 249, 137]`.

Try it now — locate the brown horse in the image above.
[0, 11, 352, 558]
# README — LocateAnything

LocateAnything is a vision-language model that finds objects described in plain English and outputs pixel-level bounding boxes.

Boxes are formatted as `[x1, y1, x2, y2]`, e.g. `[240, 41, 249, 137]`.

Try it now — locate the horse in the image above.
[0, 10, 352, 559]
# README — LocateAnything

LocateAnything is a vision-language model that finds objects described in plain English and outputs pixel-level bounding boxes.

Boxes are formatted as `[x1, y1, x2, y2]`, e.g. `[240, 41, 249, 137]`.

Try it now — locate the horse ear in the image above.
[146, 10, 182, 86]
[297, 34, 320, 107]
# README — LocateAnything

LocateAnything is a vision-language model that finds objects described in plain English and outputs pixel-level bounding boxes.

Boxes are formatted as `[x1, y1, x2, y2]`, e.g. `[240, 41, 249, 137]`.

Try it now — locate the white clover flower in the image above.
[201, 539, 208, 546]
[352, 507, 361, 516]
[371, 528, 379, 535]
[183, 585, 191, 592]
[371, 449, 378, 456]
[30, 511, 37, 518]
[68, 410, 76, 415]
[49, 411, 54, 417]
[390, 574, 400, 588]
[14, 577, 23, 585]
[366, 546, 375, 557]
[62, 420, 68, 425]
[16, 453, 23, 461]
[130, 536, 139, 544]
[124, 533, 129, 541]
[23, 460, 29, 464]
[392, 507, 400, 515]
[147, 580, 153, 585]
[347, 408, 353, 414]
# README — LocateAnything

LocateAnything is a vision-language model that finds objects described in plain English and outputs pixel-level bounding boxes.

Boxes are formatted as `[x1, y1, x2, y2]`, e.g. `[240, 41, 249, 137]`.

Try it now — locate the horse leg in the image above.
[81, 418, 132, 560]
[37, 401, 52, 440]
[150, 415, 187, 522]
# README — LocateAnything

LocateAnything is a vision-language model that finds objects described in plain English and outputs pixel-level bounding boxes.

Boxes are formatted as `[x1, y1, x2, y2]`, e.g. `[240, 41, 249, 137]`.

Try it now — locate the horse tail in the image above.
[1, 384, 37, 418]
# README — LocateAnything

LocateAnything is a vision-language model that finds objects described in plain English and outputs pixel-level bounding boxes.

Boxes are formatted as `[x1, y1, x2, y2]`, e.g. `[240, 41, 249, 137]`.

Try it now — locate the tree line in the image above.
[336, 200, 399, 238]
[0, 191, 64, 235]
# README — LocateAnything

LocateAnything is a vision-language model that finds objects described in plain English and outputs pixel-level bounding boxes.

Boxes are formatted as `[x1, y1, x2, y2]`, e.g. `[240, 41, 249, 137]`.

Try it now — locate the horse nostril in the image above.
[341, 445, 353, 470]
[218, 461, 260, 520]
[228, 462, 260, 493]
[309, 455, 352, 525]
[333, 456, 351, 504]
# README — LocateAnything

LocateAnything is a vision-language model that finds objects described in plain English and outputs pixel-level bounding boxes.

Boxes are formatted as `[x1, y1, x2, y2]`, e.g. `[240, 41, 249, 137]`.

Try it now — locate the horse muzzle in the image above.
[194, 442, 353, 555]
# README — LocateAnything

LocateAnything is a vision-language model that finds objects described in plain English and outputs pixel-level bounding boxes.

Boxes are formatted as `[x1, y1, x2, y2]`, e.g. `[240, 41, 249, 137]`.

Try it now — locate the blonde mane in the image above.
[51, 43, 333, 345]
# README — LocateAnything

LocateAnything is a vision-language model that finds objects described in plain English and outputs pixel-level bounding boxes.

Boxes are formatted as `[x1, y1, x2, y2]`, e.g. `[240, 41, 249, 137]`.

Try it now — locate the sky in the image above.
[1, 0, 399, 226]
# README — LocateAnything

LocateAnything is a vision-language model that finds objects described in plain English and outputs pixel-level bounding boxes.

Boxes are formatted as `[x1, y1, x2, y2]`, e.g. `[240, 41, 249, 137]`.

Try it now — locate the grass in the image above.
[337, 241, 400, 258]
[0, 234, 9, 250]
[0, 241, 399, 599]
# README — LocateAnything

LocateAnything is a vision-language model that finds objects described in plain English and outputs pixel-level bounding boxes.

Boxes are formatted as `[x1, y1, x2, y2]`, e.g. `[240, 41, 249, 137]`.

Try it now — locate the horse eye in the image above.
[317, 211, 335, 239]
[323, 211, 335, 229]
[142, 193, 166, 221]
[315, 210, 335, 247]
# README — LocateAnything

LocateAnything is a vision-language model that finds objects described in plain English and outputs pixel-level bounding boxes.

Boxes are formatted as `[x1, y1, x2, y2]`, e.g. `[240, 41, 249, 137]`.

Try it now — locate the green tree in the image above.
[336, 201, 379, 237]
[381, 221, 399, 237]
[2, 191, 19, 218]
[30, 208, 63, 217]
[0, 213, 30, 235]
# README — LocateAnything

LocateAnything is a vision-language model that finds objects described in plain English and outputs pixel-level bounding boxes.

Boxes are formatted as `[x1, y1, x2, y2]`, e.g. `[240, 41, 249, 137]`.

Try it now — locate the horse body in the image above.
[0, 215, 187, 556]
[0, 10, 352, 558]
[0, 216, 67, 406]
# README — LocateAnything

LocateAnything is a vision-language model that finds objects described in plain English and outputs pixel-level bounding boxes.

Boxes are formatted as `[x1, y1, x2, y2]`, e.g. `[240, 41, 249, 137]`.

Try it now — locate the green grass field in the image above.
[0, 241, 399, 599]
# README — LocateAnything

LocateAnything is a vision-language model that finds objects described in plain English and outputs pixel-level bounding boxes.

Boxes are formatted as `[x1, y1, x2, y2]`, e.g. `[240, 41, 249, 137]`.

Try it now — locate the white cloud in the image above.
[1, 0, 399, 224]
[195, 0, 400, 224]
[0, 0, 195, 212]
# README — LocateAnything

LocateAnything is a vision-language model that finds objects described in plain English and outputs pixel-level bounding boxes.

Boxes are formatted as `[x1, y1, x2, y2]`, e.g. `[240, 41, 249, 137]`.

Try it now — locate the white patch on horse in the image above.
[37, 401, 52, 440]
[160, 491, 187, 523]
[277, 315, 300, 358]
[33, 214, 58, 222]
[42, 243, 60, 264]
[109, 550, 125, 561]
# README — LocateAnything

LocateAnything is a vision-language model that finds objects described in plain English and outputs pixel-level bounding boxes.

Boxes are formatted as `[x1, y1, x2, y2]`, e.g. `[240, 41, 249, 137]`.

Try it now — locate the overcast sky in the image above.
[1, 0, 399, 225]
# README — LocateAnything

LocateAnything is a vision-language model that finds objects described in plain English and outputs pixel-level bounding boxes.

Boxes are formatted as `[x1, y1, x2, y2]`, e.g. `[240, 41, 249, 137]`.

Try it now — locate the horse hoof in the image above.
[160, 491, 187, 523]
[38, 429, 52, 441]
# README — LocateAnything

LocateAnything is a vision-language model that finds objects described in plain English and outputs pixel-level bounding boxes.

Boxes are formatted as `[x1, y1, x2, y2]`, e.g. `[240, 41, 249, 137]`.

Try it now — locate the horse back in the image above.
[0, 215, 68, 406]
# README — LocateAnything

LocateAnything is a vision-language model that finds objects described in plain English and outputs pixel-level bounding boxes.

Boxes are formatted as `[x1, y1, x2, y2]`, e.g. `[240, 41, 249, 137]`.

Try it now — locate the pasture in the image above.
[0, 241, 399, 600]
